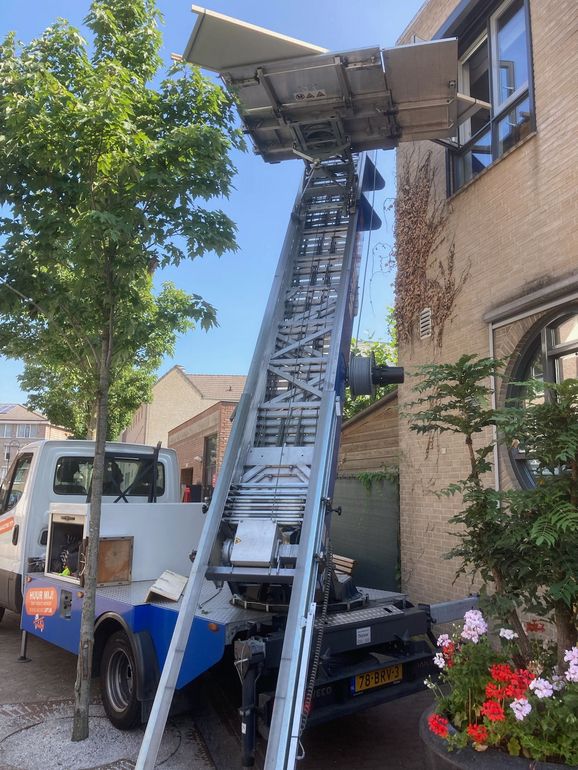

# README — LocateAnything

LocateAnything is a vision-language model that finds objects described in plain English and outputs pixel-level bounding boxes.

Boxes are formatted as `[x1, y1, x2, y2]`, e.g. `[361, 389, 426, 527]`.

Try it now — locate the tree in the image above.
[5, 282, 212, 438]
[0, 0, 243, 739]
[408, 355, 578, 668]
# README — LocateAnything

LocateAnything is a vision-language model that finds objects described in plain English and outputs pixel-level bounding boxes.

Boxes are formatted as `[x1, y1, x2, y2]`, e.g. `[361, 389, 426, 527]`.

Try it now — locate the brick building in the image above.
[0, 404, 70, 482]
[168, 401, 238, 501]
[395, 0, 577, 603]
[121, 366, 246, 448]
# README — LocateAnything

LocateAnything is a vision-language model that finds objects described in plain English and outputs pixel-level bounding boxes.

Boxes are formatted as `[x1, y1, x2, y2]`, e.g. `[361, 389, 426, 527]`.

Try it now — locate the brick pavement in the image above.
[0, 609, 435, 769]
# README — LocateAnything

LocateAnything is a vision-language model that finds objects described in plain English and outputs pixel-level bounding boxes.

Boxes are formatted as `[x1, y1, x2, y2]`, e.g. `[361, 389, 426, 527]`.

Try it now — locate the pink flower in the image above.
[433, 652, 446, 669]
[461, 610, 488, 644]
[510, 698, 532, 721]
[437, 634, 452, 648]
[529, 678, 554, 699]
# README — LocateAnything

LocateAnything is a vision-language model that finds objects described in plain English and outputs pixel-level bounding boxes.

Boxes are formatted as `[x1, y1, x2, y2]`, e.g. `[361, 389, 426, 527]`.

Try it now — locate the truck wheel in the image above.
[100, 630, 141, 730]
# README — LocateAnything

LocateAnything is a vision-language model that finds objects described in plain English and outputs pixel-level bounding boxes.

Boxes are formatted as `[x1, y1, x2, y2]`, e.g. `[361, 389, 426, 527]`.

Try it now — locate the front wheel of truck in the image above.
[101, 630, 141, 730]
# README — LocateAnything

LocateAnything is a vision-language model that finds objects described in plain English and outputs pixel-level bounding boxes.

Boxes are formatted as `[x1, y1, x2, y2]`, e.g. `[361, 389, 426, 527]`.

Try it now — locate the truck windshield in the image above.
[0, 453, 33, 513]
[53, 455, 165, 497]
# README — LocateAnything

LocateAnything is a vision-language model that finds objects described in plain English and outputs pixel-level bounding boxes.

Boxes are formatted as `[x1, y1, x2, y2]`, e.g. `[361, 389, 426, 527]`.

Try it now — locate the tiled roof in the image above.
[186, 374, 246, 402]
[0, 404, 47, 421]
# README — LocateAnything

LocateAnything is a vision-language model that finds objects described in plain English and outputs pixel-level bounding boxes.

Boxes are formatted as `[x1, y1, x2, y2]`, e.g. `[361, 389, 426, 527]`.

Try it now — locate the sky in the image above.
[0, 0, 424, 406]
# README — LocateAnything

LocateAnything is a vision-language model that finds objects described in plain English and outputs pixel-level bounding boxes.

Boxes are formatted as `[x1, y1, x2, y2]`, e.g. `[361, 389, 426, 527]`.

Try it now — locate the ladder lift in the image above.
[137, 8, 484, 769]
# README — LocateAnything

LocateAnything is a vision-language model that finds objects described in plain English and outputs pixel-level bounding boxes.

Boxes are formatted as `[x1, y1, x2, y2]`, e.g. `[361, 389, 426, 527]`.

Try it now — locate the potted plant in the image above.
[408, 356, 578, 767]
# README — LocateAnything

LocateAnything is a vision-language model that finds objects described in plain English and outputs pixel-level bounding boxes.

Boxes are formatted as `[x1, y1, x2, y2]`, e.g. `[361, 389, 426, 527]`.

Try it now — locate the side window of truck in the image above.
[53, 455, 165, 498]
[0, 453, 33, 513]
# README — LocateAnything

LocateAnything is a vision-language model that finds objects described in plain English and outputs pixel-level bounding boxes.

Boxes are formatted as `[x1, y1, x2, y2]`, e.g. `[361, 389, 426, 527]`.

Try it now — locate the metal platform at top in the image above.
[184, 7, 463, 162]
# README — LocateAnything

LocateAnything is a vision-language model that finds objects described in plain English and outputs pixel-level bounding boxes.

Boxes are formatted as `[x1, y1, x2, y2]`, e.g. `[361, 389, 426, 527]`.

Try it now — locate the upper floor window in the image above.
[451, 0, 534, 191]
[16, 424, 39, 438]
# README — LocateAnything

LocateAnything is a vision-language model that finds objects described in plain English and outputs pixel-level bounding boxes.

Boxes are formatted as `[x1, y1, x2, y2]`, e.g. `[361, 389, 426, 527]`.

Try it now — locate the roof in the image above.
[186, 374, 246, 402]
[0, 404, 48, 422]
[342, 390, 398, 429]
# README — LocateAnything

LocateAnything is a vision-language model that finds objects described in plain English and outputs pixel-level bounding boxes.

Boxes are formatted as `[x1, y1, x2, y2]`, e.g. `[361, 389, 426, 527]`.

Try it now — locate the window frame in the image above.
[449, 0, 535, 193]
[507, 307, 578, 488]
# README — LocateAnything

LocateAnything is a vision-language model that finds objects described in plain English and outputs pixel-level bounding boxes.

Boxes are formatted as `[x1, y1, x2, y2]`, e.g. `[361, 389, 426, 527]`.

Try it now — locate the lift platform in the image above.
[137, 9, 475, 770]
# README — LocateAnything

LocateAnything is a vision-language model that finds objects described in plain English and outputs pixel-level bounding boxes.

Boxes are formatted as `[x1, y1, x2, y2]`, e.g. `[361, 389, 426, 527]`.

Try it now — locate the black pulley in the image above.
[348, 354, 404, 397]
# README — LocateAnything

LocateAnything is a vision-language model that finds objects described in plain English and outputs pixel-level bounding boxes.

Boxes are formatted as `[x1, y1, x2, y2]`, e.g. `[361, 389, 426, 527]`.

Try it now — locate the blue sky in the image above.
[0, 0, 424, 405]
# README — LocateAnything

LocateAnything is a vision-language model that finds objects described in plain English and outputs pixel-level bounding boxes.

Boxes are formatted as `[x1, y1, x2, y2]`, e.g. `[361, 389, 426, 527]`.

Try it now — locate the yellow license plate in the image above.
[354, 664, 403, 693]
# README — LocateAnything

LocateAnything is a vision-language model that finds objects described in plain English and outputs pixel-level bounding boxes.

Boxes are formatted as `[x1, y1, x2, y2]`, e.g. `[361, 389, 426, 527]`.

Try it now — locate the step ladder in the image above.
[136, 153, 381, 770]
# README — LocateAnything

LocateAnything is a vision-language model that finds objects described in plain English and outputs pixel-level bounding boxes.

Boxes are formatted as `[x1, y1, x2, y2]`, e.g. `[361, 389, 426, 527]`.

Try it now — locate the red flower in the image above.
[481, 700, 506, 722]
[467, 723, 489, 744]
[506, 668, 535, 699]
[428, 713, 450, 738]
[489, 663, 514, 683]
[525, 620, 545, 633]
[485, 681, 508, 699]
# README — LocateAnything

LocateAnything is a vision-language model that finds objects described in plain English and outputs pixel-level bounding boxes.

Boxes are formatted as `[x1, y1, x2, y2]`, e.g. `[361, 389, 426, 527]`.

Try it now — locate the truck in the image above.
[0, 438, 468, 747]
[1, 8, 478, 770]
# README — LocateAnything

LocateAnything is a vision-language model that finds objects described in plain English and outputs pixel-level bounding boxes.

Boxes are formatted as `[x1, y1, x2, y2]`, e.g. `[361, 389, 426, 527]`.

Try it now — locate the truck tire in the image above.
[100, 630, 141, 730]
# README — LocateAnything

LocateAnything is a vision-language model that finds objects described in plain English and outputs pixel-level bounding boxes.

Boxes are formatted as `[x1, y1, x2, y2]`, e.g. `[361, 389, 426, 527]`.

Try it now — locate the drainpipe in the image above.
[488, 323, 500, 492]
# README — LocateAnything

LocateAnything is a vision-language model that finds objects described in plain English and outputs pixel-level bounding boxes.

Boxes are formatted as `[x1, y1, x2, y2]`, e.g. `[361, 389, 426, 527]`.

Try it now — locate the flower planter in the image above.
[419, 707, 575, 770]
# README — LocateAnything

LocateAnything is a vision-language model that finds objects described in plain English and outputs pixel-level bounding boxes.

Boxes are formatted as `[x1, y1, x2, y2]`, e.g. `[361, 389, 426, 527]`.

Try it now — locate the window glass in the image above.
[53, 455, 166, 497]
[497, 96, 532, 155]
[509, 311, 578, 487]
[0, 425, 15, 438]
[0, 453, 32, 513]
[455, 127, 492, 187]
[557, 353, 578, 382]
[460, 38, 491, 142]
[495, 0, 529, 106]
[450, 0, 533, 193]
[553, 316, 578, 345]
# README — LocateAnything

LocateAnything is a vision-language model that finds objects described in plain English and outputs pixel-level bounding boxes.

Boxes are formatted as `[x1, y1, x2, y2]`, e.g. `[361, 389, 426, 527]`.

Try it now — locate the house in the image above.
[394, 0, 577, 604]
[120, 365, 246, 448]
[168, 400, 239, 502]
[0, 404, 70, 482]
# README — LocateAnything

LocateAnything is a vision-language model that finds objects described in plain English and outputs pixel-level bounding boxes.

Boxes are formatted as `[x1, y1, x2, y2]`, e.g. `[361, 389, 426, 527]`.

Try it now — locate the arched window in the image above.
[508, 309, 578, 487]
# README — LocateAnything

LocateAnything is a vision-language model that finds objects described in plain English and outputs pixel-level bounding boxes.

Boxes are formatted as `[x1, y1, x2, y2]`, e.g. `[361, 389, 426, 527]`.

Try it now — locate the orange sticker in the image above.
[25, 586, 59, 617]
[0, 517, 15, 536]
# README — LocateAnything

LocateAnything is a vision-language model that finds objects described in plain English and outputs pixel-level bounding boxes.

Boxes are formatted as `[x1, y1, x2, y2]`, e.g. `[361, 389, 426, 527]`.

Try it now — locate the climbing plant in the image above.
[390, 150, 469, 347]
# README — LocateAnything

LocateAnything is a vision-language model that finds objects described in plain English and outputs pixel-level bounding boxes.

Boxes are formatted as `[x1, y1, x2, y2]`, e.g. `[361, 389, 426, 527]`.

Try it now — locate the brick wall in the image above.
[396, 0, 578, 603]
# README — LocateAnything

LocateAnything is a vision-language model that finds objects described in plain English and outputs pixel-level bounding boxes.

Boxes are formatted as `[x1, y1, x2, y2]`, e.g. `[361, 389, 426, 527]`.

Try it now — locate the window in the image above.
[53, 454, 166, 497]
[451, 0, 533, 191]
[0, 425, 15, 438]
[0, 453, 32, 513]
[202, 435, 217, 501]
[508, 310, 578, 486]
[16, 424, 39, 438]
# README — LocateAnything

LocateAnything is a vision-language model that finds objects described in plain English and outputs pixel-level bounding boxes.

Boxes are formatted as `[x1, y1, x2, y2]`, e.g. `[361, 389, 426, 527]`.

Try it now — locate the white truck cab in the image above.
[0, 440, 181, 619]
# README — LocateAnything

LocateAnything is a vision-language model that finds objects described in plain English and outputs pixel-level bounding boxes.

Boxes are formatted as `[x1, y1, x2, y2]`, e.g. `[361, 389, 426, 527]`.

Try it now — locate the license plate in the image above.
[353, 664, 403, 693]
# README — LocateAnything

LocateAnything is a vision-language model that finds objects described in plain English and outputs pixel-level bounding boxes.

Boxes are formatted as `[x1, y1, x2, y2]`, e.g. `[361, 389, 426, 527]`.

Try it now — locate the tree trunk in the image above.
[555, 601, 577, 670]
[71, 327, 111, 741]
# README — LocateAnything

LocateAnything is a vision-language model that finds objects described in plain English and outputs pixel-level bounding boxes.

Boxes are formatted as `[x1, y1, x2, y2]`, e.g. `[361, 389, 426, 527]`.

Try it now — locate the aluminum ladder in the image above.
[136, 153, 380, 770]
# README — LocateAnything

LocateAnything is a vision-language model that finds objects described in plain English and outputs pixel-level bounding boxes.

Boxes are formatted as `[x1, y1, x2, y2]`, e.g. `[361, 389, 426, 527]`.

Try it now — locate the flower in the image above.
[461, 609, 488, 644]
[467, 723, 489, 744]
[428, 713, 450, 738]
[525, 620, 545, 633]
[428, 611, 578, 764]
[510, 698, 532, 721]
[499, 628, 518, 640]
[480, 700, 506, 722]
[529, 678, 554, 699]
[433, 652, 446, 669]
[437, 634, 452, 648]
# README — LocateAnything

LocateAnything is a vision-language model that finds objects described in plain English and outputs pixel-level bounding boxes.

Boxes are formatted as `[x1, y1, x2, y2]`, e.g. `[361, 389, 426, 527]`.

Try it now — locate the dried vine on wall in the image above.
[390, 150, 469, 347]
